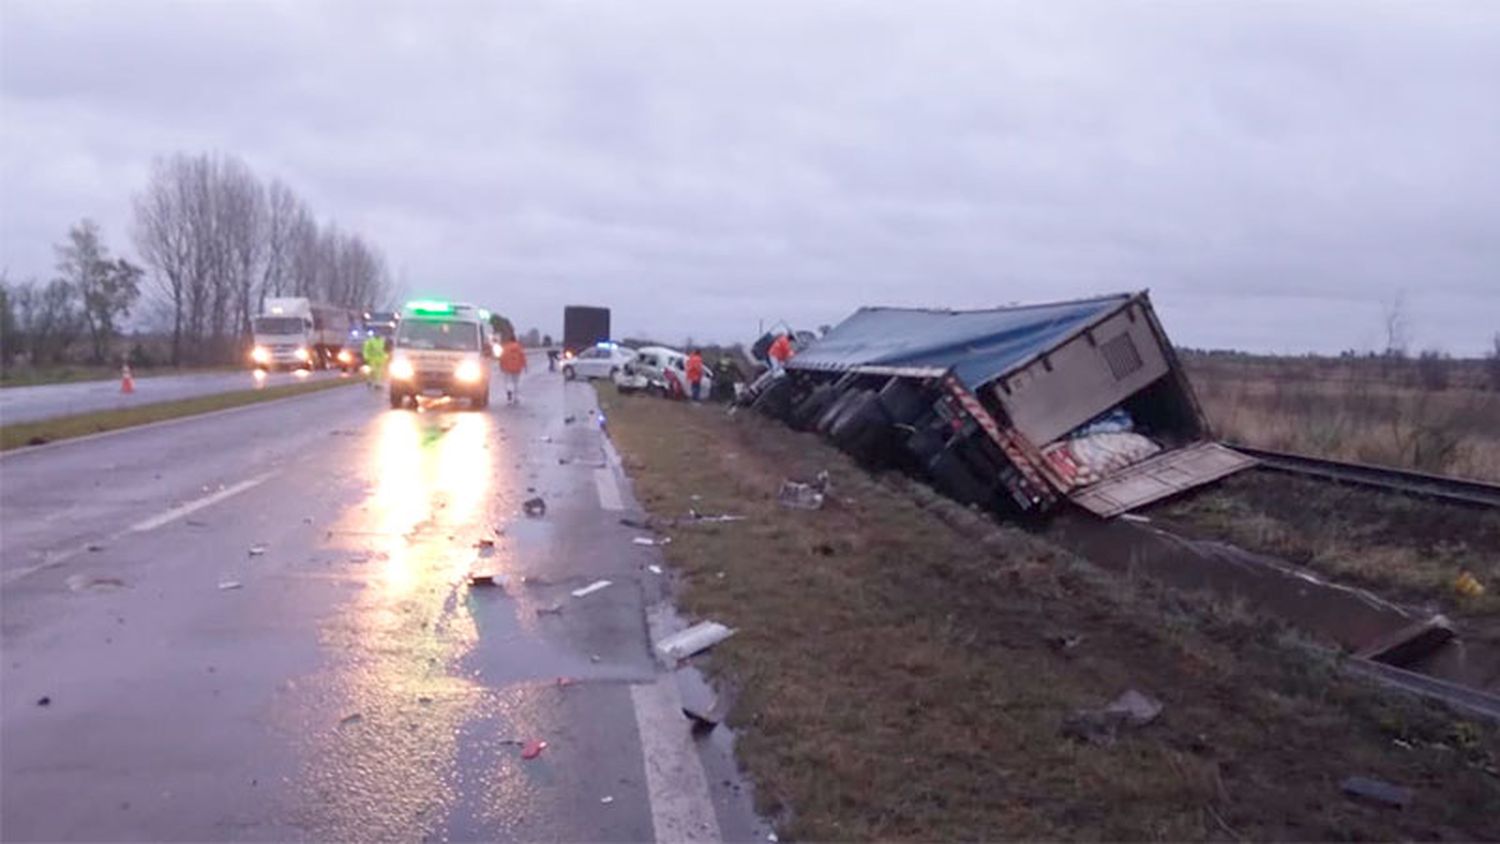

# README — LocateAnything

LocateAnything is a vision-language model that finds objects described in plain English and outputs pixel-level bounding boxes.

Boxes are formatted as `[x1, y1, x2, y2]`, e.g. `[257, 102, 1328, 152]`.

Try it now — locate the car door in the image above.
[576, 348, 604, 378]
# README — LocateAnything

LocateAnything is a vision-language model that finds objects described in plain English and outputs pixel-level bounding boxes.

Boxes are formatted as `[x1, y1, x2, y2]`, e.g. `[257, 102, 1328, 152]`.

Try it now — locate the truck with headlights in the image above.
[387, 300, 494, 410]
[250, 297, 357, 371]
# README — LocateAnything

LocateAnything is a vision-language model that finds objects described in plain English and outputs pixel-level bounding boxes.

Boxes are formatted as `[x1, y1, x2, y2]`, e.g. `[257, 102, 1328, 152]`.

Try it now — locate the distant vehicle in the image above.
[562, 306, 611, 359]
[387, 299, 493, 410]
[251, 297, 357, 371]
[562, 342, 636, 381]
[363, 310, 401, 341]
[623, 345, 714, 400]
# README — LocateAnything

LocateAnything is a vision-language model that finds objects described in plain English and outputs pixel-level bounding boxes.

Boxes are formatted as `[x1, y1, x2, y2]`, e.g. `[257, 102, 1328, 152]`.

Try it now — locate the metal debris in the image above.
[688, 509, 746, 523]
[339, 713, 364, 727]
[469, 573, 506, 588]
[474, 538, 496, 549]
[656, 621, 736, 661]
[777, 478, 827, 510]
[521, 740, 548, 759]
[1341, 775, 1413, 809]
[571, 579, 612, 598]
[648, 565, 663, 575]
[523, 497, 547, 517]
[248, 545, 267, 556]
[536, 604, 564, 616]
[217, 581, 243, 591]
[633, 536, 671, 546]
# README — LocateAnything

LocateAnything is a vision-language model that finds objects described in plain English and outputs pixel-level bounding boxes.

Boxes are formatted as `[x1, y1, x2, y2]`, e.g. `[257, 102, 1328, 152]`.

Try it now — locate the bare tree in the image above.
[133, 157, 195, 364]
[260, 180, 304, 303]
[1382, 292, 1409, 359]
[55, 219, 142, 363]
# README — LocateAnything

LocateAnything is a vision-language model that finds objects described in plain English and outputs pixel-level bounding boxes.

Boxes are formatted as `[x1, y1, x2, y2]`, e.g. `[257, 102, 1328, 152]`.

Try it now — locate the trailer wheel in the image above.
[789, 384, 838, 430]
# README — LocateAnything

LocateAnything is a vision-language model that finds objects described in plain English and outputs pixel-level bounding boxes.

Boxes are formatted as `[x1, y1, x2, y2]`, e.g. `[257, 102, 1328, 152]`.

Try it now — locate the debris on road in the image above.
[1046, 632, 1085, 653]
[474, 538, 495, 550]
[564, 415, 577, 424]
[1118, 513, 1152, 523]
[339, 713, 364, 727]
[523, 497, 547, 517]
[633, 536, 671, 546]
[571, 579, 612, 598]
[469, 573, 506, 588]
[620, 517, 653, 530]
[86, 543, 105, 552]
[600, 795, 614, 804]
[678, 680, 726, 729]
[1341, 775, 1413, 809]
[66, 574, 127, 593]
[648, 565, 663, 575]
[657, 621, 736, 661]
[521, 739, 548, 759]
[248, 545, 267, 556]
[217, 580, 243, 591]
[36, 696, 51, 707]
[537, 604, 564, 616]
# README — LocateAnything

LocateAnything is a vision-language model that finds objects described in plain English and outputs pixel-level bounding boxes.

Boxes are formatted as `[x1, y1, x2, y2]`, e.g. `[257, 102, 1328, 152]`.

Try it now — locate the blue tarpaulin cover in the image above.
[787, 293, 1133, 389]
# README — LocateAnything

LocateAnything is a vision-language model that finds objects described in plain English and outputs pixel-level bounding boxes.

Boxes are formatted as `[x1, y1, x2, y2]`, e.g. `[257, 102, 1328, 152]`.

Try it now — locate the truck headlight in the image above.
[455, 359, 483, 383]
[389, 357, 414, 380]
[294, 347, 310, 361]
[251, 346, 270, 364]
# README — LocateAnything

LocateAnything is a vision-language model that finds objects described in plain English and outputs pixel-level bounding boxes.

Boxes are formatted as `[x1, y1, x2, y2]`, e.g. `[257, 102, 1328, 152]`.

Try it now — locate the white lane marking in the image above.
[1, 472, 275, 587]
[630, 678, 723, 844]
[127, 473, 273, 533]
[595, 468, 624, 511]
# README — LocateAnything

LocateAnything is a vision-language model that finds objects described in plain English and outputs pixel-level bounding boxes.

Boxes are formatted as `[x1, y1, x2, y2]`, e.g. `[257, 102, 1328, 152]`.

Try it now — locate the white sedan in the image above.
[562, 344, 637, 381]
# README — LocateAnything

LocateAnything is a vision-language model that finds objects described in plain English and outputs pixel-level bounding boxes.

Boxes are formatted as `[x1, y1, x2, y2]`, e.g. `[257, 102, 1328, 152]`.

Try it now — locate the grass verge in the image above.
[600, 386, 1500, 841]
[0, 376, 357, 451]
[0, 364, 238, 388]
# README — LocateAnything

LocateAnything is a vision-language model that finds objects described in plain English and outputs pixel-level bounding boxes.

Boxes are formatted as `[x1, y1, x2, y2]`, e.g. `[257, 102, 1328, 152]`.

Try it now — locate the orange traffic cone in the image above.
[120, 364, 135, 395]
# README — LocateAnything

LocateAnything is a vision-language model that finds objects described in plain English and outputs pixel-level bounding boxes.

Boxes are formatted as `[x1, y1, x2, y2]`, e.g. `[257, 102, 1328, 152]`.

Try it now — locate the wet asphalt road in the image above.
[0, 368, 758, 841]
[0, 369, 344, 425]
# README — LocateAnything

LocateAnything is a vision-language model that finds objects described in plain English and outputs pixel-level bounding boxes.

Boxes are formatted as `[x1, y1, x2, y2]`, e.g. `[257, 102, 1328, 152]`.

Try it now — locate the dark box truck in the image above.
[745, 291, 1256, 518]
[563, 306, 611, 356]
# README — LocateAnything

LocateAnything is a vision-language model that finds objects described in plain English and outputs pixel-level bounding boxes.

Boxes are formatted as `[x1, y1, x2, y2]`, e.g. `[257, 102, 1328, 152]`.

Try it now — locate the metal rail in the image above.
[1226, 443, 1500, 509]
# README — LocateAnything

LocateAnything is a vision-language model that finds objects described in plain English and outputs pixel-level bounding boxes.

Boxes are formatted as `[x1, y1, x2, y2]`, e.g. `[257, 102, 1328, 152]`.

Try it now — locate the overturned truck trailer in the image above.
[746, 291, 1255, 517]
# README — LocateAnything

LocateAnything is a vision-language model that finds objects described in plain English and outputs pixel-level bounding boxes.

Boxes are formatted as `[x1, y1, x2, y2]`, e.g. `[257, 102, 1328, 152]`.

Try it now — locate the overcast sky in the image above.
[3, 1, 1498, 354]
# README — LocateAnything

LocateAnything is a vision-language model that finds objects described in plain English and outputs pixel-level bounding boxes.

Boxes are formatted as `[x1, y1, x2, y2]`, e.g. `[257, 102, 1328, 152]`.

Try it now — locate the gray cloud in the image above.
[3, 0, 1498, 352]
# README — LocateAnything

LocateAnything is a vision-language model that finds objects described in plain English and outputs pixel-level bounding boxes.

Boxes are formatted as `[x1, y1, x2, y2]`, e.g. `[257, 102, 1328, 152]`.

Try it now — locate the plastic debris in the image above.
[523, 497, 547, 517]
[217, 581, 243, 591]
[633, 536, 671, 546]
[248, 545, 267, 556]
[1455, 571, 1486, 597]
[656, 621, 736, 661]
[648, 565, 663, 575]
[768, 833, 779, 843]
[571, 579, 612, 598]
[521, 740, 548, 759]
[1341, 775, 1412, 809]
[1106, 689, 1163, 726]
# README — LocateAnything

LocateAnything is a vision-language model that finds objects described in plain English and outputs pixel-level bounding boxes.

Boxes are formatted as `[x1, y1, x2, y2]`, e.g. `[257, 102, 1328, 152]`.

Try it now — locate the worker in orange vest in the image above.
[768, 333, 793, 373]
[685, 350, 705, 401]
[499, 338, 528, 404]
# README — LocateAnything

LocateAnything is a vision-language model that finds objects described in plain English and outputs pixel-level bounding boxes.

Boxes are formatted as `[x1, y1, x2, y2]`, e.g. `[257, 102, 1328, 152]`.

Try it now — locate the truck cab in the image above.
[387, 300, 493, 410]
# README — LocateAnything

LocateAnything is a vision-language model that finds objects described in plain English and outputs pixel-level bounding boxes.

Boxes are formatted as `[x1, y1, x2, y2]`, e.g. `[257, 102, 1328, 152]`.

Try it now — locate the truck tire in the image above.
[814, 388, 863, 435]
[789, 384, 838, 430]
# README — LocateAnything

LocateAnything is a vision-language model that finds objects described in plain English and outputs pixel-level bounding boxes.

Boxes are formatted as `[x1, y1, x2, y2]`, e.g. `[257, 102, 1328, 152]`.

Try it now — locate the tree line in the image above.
[1, 151, 394, 371]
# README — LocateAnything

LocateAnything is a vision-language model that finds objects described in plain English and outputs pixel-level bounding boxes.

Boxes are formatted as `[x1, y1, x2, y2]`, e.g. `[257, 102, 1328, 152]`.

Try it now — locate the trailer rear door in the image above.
[1067, 442, 1256, 517]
